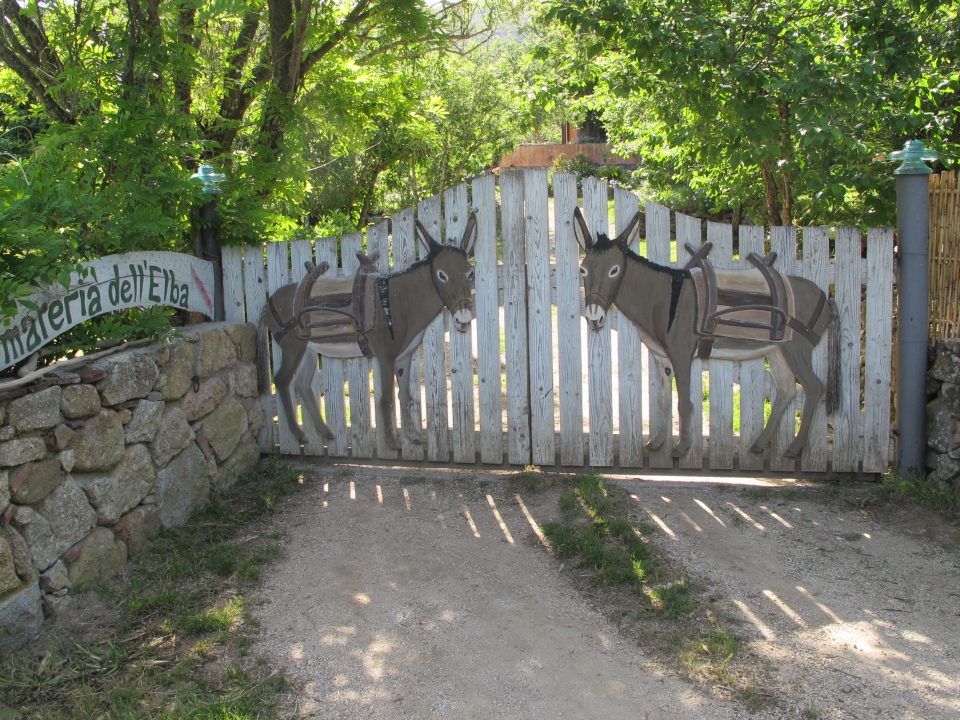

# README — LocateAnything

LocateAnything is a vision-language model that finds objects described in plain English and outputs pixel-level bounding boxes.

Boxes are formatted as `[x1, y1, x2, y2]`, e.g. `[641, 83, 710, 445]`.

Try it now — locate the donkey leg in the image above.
[395, 354, 423, 445]
[294, 351, 335, 440]
[672, 357, 695, 459]
[273, 339, 309, 445]
[750, 348, 798, 453]
[645, 356, 673, 452]
[782, 342, 824, 458]
[376, 355, 400, 451]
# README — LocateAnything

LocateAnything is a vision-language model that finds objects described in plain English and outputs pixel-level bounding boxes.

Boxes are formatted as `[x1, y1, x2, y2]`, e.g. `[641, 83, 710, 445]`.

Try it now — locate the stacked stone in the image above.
[0, 322, 263, 652]
[927, 339, 960, 502]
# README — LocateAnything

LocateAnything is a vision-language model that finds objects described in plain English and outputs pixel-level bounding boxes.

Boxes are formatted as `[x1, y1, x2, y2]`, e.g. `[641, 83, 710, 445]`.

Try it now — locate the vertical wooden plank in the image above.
[705, 222, 735, 470]
[314, 236, 348, 457]
[863, 227, 894, 473]
[769, 226, 799, 471]
[444, 183, 477, 463]
[367, 220, 398, 460]
[834, 227, 863, 472]
[584, 177, 613, 466]
[243, 245, 273, 452]
[418, 195, 450, 462]
[524, 169, 555, 465]
[645, 201, 673, 469]
[288, 238, 325, 457]
[800, 227, 830, 473]
[614, 188, 644, 467]
[392, 209, 424, 461]
[341, 232, 374, 458]
[553, 173, 585, 466]
[266, 241, 300, 455]
[737, 226, 767, 472]
[472, 174, 503, 464]
[676, 213, 703, 470]
[502, 170, 532, 465]
[221, 246, 245, 323]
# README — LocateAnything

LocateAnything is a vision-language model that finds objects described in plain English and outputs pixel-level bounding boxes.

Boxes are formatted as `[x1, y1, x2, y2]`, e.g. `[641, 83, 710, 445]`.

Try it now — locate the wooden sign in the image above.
[1, 252, 216, 371]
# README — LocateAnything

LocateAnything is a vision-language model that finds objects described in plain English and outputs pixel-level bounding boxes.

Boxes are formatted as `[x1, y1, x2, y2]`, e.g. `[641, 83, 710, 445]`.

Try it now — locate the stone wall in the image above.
[927, 339, 960, 502]
[0, 323, 263, 652]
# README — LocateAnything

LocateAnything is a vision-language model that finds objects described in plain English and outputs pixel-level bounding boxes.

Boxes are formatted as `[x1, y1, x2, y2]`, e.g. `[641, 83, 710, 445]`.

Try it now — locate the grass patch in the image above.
[876, 468, 957, 514]
[540, 475, 773, 711]
[0, 457, 303, 720]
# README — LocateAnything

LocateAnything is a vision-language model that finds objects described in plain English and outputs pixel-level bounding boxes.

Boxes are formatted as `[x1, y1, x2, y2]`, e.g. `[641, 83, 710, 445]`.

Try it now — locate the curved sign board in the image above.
[1, 252, 216, 372]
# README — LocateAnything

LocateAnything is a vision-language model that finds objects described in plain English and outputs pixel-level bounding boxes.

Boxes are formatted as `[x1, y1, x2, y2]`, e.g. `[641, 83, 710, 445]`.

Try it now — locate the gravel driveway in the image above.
[253, 462, 960, 720]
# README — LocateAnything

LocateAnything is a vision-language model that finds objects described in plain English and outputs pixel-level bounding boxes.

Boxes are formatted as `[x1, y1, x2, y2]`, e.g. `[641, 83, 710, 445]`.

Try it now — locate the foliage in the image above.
[538, 0, 960, 226]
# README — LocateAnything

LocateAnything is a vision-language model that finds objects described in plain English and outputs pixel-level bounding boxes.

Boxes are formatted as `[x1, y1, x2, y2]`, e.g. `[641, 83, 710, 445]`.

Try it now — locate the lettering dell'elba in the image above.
[1, 252, 215, 372]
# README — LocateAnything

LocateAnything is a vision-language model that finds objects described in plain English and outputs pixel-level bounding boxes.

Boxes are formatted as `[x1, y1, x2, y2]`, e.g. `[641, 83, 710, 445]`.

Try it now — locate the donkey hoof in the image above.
[671, 443, 689, 459]
[322, 428, 336, 441]
[645, 438, 665, 452]
[784, 444, 803, 459]
[750, 442, 766, 454]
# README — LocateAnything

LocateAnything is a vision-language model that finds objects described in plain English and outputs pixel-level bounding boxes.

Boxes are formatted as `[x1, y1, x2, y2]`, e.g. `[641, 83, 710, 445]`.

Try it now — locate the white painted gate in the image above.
[223, 170, 895, 473]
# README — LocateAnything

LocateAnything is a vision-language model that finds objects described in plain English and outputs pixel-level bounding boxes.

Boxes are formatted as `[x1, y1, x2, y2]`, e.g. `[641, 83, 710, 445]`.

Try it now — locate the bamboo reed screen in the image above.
[929, 171, 960, 341]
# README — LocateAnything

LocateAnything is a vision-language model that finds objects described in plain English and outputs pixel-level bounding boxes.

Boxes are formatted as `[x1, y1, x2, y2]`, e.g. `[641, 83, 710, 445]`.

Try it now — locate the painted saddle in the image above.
[292, 252, 380, 357]
[684, 243, 808, 358]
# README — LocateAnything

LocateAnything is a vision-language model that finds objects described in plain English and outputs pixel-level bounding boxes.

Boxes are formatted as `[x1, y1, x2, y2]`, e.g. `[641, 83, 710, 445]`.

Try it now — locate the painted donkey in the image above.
[573, 207, 838, 459]
[257, 214, 477, 450]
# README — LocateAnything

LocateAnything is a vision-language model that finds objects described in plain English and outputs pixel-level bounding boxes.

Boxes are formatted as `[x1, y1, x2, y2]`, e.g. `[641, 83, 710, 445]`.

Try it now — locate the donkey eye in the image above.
[466, 268, 474, 281]
[437, 269, 449, 283]
[608, 265, 620, 278]
[580, 266, 588, 277]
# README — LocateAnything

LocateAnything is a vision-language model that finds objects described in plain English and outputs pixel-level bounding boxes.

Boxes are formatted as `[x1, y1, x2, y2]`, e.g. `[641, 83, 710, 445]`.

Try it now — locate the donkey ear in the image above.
[415, 219, 439, 254]
[459, 211, 478, 255]
[614, 211, 642, 248]
[573, 206, 594, 251]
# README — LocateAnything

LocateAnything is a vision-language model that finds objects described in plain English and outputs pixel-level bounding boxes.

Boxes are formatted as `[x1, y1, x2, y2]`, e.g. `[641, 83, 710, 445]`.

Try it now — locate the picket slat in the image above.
[702, 222, 735, 470]
[553, 173, 585, 466]
[584, 177, 613, 466]
[287, 239, 326, 456]
[524, 169, 556, 465]
[311, 237, 348, 457]
[615, 188, 644, 467]
[800, 227, 830, 473]
[417, 196, 450, 462]
[266, 242, 299, 455]
[242, 246, 273, 452]
[392, 208, 424, 461]
[645, 202, 673, 469]
[770, 227, 799, 472]
[676, 214, 703, 470]
[863, 228, 894, 472]
[442, 183, 477, 463]
[834, 227, 863, 472]
[366, 220, 398, 460]
[221, 246, 245, 323]
[502, 171, 532, 465]
[340, 232, 374, 459]
[736, 226, 766, 471]
[471, 174, 503, 463]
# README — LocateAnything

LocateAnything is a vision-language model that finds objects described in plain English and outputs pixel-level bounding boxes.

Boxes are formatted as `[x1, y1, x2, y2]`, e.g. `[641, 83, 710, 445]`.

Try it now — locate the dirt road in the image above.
[253, 463, 960, 720]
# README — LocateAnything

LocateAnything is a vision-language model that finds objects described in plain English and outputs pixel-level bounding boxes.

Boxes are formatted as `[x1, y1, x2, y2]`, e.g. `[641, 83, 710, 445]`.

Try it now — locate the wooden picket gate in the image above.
[222, 170, 895, 474]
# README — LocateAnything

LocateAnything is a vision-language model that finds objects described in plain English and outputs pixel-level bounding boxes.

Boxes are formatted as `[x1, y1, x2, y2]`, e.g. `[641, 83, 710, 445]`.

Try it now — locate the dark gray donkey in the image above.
[574, 207, 838, 460]
[257, 214, 477, 450]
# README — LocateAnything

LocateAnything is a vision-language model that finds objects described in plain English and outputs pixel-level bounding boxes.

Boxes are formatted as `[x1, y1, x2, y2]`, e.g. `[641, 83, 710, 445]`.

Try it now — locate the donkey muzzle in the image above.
[452, 303, 473, 333]
[584, 302, 606, 332]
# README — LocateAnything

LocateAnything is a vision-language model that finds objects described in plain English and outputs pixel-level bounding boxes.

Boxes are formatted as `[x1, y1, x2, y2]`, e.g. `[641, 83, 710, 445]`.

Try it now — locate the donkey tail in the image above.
[256, 304, 271, 396]
[826, 298, 840, 414]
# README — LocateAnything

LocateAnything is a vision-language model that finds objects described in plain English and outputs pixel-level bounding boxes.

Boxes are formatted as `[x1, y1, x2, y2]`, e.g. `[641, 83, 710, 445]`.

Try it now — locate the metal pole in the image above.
[889, 140, 938, 475]
[189, 164, 227, 321]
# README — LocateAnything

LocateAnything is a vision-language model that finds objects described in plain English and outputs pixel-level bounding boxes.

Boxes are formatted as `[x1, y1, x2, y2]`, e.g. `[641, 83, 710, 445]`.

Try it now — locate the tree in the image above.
[540, 0, 960, 226]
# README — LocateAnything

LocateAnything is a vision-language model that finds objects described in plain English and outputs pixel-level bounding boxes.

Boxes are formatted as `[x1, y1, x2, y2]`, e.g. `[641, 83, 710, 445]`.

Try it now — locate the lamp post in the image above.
[189, 163, 226, 321]
[888, 140, 938, 475]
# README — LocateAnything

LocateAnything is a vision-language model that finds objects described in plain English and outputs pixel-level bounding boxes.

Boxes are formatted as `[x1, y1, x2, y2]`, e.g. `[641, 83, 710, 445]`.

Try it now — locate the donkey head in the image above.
[573, 207, 641, 331]
[416, 211, 478, 332]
